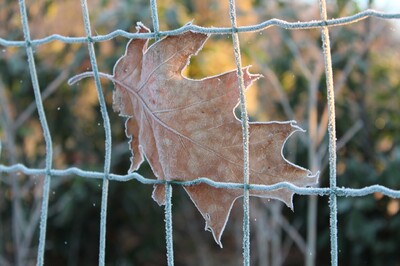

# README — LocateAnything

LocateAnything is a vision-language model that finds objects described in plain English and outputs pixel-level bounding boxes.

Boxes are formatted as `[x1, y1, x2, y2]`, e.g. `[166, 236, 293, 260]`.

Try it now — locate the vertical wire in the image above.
[79, 1, 112, 265]
[228, 0, 251, 265]
[150, 0, 160, 37]
[164, 181, 174, 265]
[17, 0, 53, 265]
[318, 1, 338, 265]
[149, 1, 174, 265]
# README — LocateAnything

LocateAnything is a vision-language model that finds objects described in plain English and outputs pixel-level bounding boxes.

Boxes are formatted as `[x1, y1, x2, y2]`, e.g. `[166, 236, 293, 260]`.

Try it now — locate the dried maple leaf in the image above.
[112, 23, 318, 246]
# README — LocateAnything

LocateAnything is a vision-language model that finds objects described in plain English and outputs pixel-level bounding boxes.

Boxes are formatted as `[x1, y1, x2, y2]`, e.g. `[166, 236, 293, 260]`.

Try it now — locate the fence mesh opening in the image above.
[1, 0, 400, 265]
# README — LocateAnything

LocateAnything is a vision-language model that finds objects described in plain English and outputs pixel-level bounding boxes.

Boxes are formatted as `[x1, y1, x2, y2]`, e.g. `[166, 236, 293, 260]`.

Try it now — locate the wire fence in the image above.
[0, 0, 400, 265]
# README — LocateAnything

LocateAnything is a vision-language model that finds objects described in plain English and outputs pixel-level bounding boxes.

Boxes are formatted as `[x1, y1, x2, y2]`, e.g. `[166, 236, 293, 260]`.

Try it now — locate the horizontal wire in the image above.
[0, 9, 399, 47]
[1, 163, 400, 198]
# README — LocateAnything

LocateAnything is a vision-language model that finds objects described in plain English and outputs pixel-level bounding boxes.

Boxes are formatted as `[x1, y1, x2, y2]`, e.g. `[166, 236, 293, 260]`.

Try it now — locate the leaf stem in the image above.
[67, 72, 113, 86]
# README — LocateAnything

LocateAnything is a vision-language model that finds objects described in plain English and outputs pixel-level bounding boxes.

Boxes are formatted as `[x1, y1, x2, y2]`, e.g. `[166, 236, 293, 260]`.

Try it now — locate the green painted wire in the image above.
[2, 163, 400, 199]
[149, 0, 175, 265]
[1, 10, 399, 47]
[79, 0, 112, 265]
[17, 0, 54, 265]
[164, 183, 174, 265]
[150, 0, 160, 38]
[227, 0, 251, 265]
[318, 0, 338, 265]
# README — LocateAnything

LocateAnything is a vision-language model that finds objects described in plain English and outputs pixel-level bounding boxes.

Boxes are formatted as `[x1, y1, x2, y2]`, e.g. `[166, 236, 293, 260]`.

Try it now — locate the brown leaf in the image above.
[112, 23, 318, 246]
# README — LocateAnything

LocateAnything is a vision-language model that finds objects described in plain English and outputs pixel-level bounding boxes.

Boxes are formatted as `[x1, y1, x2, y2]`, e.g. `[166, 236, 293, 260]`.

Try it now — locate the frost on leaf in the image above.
[112, 23, 318, 246]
